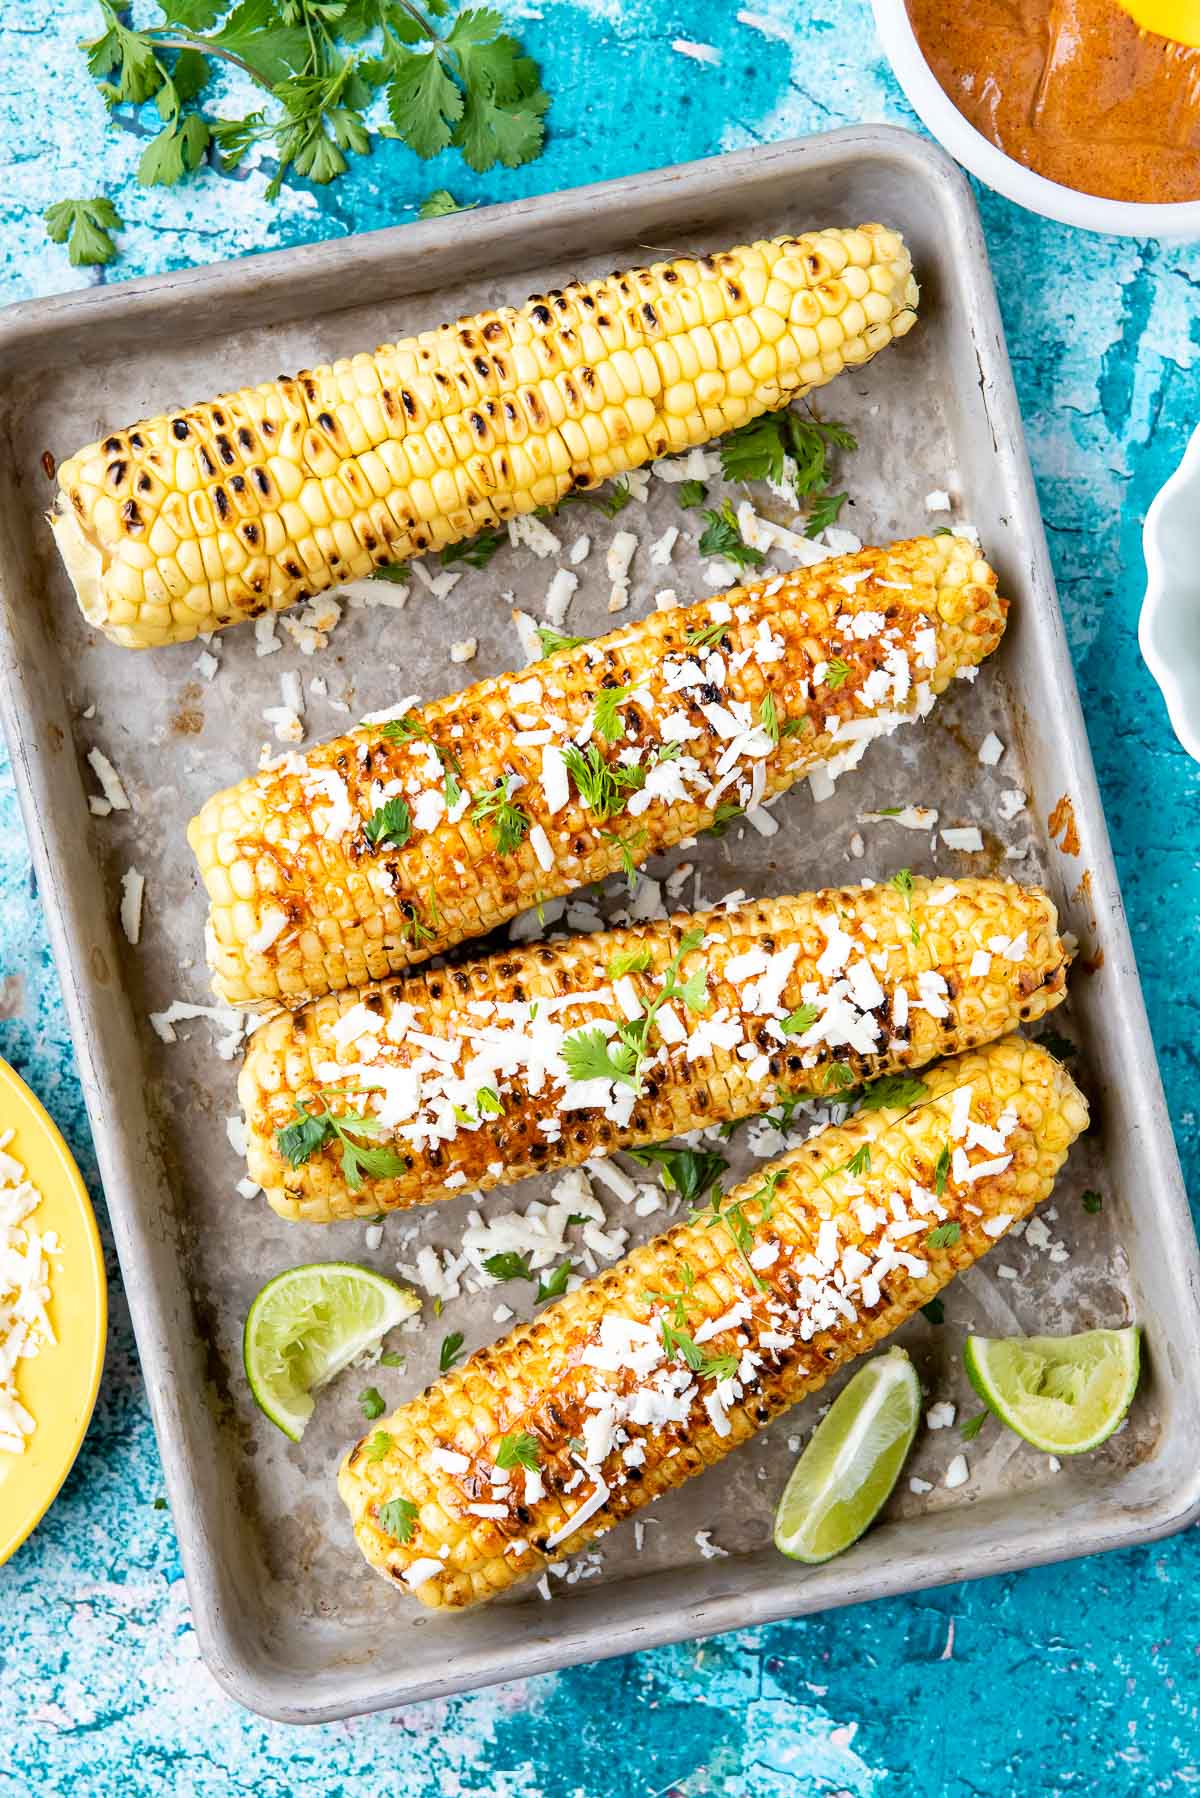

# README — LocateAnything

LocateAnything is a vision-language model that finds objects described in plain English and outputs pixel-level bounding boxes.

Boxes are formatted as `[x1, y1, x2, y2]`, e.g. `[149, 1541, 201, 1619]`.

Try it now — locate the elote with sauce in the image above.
[338, 1035, 1089, 1608]
[242, 876, 1069, 1222]
[49, 226, 918, 649]
[191, 534, 1008, 1009]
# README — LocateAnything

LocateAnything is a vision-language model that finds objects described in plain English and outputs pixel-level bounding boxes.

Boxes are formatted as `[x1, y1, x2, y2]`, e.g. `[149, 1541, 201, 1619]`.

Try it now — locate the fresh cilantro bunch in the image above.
[719, 408, 857, 538]
[77, 1, 550, 209]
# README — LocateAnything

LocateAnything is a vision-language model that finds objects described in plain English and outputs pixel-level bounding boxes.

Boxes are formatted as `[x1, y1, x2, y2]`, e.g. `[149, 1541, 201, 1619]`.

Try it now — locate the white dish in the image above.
[1139, 425, 1200, 760]
[871, 0, 1200, 240]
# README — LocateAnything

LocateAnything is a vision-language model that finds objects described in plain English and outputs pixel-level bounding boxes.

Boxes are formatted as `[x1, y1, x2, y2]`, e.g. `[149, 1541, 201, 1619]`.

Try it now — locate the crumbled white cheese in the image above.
[119, 867, 144, 946]
[450, 638, 477, 664]
[926, 1402, 956, 1431]
[941, 827, 984, 852]
[194, 649, 219, 682]
[544, 568, 579, 626]
[568, 535, 591, 567]
[511, 608, 543, 665]
[997, 789, 1026, 822]
[694, 1528, 729, 1558]
[86, 748, 131, 812]
[924, 489, 952, 513]
[509, 514, 561, 559]
[977, 731, 1004, 766]
[909, 1476, 933, 1495]
[944, 1454, 969, 1490]
[254, 614, 280, 657]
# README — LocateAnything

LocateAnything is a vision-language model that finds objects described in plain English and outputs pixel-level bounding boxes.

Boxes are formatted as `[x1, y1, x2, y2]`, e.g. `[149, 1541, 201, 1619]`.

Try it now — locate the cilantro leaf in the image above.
[698, 499, 764, 570]
[629, 1144, 727, 1207]
[686, 619, 729, 649]
[858, 1074, 930, 1113]
[385, 44, 465, 157]
[496, 1431, 540, 1470]
[562, 1026, 640, 1090]
[372, 562, 411, 584]
[138, 114, 211, 186]
[277, 1105, 334, 1166]
[921, 1298, 945, 1326]
[934, 1144, 951, 1196]
[608, 947, 652, 978]
[364, 794, 413, 850]
[440, 527, 504, 568]
[926, 1221, 962, 1250]
[471, 776, 530, 855]
[439, 1331, 465, 1373]
[535, 1259, 572, 1303]
[561, 741, 645, 821]
[483, 1250, 534, 1283]
[364, 1428, 393, 1461]
[43, 196, 123, 267]
[419, 188, 475, 218]
[593, 683, 631, 743]
[359, 1386, 386, 1421]
[821, 658, 852, 690]
[1081, 1189, 1103, 1214]
[804, 490, 847, 539]
[678, 479, 707, 509]
[780, 1002, 819, 1037]
[960, 1410, 987, 1440]
[378, 1495, 418, 1542]
[537, 626, 587, 656]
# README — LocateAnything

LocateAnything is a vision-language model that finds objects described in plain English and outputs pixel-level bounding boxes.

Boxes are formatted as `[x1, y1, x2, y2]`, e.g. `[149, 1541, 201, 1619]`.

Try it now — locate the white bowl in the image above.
[871, 0, 1200, 238]
[1140, 425, 1200, 760]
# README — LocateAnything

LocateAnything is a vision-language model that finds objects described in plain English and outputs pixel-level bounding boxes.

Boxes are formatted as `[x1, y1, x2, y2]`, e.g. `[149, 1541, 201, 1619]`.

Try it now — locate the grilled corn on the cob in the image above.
[192, 534, 1007, 1008]
[339, 1035, 1088, 1608]
[50, 227, 918, 649]
[244, 877, 1068, 1223]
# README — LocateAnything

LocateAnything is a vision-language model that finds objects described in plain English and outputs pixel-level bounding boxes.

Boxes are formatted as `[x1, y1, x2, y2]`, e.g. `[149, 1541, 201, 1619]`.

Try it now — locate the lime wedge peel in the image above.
[244, 1262, 420, 1442]
[774, 1347, 921, 1564]
[964, 1327, 1141, 1456]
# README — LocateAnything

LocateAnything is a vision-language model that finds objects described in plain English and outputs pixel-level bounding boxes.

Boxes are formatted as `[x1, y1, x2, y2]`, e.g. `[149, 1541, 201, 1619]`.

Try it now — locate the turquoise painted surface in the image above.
[2, 1, 1199, 1790]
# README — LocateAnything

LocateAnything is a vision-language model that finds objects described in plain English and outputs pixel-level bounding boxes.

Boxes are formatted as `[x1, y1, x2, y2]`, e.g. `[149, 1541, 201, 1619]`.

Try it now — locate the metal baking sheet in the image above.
[1, 127, 1198, 1725]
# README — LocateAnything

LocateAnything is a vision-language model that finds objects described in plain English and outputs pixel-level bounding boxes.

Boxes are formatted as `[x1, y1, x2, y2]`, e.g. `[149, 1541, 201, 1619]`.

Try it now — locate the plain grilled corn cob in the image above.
[338, 1035, 1088, 1608]
[49, 226, 918, 650]
[242, 876, 1068, 1223]
[192, 534, 1007, 1008]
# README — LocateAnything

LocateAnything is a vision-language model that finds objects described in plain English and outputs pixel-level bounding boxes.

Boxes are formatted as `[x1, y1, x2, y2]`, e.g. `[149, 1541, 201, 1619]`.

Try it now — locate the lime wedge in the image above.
[774, 1348, 920, 1563]
[964, 1326, 1140, 1454]
[244, 1262, 419, 1442]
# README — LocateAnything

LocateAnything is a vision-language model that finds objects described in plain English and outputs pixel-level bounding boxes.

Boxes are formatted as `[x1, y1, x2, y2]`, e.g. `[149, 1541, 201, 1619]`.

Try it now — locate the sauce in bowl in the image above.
[905, 0, 1200, 204]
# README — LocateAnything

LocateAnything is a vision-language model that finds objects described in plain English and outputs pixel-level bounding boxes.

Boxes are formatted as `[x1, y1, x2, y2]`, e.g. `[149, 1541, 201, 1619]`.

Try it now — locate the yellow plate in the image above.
[0, 1057, 106, 1566]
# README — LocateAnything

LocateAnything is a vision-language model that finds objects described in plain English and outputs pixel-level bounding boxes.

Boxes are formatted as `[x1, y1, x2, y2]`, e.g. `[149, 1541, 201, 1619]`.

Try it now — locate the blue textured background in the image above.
[2, 2, 1199, 1791]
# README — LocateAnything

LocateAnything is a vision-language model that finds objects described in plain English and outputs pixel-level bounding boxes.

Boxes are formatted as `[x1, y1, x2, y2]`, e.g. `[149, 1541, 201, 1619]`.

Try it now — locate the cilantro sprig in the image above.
[277, 1098, 406, 1191]
[76, 1, 551, 231]
[628, 1144, 727, 1208]
[697, 499, 764, 571]
[471, 775, 531, 855]
[562, 927, 707, 1097]
[719, 407, 856, 537]
[496, 1431, 540, 1470]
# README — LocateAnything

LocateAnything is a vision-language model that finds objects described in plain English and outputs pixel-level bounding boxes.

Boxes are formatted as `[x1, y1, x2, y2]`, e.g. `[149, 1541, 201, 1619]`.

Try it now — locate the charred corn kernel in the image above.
[49, 226, 919, 650]
[189, 534, 1007, 1009]
[338, 1036, 1089, 1608]
[241, 879, 1069, 1224]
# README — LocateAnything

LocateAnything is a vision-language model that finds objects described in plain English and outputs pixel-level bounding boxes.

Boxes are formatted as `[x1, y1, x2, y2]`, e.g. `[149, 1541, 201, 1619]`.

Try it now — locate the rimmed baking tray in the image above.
[1, 126, 1197, 1724]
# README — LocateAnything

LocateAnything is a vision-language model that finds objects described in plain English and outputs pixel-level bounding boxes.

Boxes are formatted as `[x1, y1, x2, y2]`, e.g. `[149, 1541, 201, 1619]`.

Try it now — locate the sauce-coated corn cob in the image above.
[192, 534, 1007, 1009]
[244, 878, 1068, 1223]
[339, 1035, 1088, 1608]
[50, 227, 918, 649]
